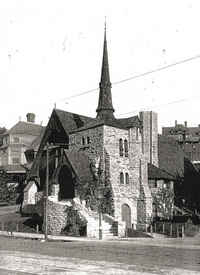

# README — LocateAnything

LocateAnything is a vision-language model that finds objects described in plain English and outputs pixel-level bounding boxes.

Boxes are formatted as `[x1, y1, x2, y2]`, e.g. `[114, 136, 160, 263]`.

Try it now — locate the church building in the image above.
[23, 26, 160, 238]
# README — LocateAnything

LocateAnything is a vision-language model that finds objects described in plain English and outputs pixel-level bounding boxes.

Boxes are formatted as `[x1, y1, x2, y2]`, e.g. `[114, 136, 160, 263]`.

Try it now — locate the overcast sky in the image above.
[1, 0, 200, 133]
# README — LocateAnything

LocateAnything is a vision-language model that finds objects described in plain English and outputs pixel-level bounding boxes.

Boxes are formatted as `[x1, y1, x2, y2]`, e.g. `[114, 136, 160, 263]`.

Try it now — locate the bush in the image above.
[61, 207, 87, 237]
[185, 223, 200, 237]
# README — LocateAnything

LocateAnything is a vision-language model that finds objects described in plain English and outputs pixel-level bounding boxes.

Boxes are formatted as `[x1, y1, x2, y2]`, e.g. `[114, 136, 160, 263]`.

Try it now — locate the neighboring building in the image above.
[162, 122, 200, 213]
[0, 113, 44, 178]
[162, 121, 200, 162]
[148, 163, 174, 219]
[23, 27, 172, 238]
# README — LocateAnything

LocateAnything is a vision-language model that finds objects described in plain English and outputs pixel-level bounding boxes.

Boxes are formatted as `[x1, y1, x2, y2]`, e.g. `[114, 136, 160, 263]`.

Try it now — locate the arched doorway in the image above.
[58, 165, 75, 200]
[121, 204, 131, 228]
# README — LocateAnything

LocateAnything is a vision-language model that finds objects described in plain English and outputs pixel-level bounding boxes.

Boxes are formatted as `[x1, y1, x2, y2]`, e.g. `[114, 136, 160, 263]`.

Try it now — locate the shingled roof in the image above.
[65, 150, 94, 183]
[28, 127, 46, 151]
[7, 121, 43, 136]
[54, 109, 141, 133]
[148, 163, 174, 180]
[54, 109, 95, 134]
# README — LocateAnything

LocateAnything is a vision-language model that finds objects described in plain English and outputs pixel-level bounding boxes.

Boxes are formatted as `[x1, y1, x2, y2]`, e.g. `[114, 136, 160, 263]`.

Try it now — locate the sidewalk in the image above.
[0, 230, 200, 250]
[0, 230, 96, 242]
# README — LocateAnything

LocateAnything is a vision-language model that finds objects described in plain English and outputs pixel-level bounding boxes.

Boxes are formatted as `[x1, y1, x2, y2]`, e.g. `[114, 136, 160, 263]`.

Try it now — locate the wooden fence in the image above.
[150, 221, 199, 237]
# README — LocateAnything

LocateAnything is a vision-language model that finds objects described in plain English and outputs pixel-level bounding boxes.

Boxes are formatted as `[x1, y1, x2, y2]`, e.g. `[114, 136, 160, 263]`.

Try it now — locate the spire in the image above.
[96, 21, 115, 120]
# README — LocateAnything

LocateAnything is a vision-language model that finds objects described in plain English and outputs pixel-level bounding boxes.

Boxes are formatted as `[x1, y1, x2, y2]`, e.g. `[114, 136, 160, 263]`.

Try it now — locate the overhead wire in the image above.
[61, 53, 200, 102]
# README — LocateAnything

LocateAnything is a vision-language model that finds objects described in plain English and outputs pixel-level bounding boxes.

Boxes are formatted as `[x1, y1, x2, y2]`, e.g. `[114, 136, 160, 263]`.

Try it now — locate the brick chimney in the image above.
[184, 121, 187, 127]
[26, 113, 35, 123]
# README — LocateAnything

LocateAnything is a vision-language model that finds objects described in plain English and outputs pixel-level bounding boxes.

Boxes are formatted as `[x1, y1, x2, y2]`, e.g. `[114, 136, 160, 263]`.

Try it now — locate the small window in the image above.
[87, 136, 91, 144]
[119, 139, 123, 156]
[13, 137, 20, 143]
[125, 173, 129, 185]
[12, 157, 20, 164]
[120, 172, 124, 184]
[124, 139, 128, 157]
[82, 137, 85, 146]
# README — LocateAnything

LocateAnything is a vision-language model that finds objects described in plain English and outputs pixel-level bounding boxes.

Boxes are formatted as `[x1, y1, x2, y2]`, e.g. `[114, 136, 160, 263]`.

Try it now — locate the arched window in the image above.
[87, 136, 91, 144]
[120, 172, 124, 184]
[119, 138, 123, 156]
[82, 137, 85, 145]
[124, 139, 128, 157]
[125, 173, 129, 185]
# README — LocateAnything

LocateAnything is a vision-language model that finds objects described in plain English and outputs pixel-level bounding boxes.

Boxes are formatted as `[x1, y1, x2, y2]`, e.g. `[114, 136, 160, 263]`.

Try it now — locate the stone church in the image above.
[23, 27, 160, 238]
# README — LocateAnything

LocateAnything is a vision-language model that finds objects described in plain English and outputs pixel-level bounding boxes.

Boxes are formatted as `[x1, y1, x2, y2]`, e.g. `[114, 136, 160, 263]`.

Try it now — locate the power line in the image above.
[62, 53, 200, 101]
[118, 96, 200, 116]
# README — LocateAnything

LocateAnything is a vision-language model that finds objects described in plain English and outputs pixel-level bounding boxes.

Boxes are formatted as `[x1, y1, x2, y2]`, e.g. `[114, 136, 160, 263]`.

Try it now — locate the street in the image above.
[0, 236, 200, 274]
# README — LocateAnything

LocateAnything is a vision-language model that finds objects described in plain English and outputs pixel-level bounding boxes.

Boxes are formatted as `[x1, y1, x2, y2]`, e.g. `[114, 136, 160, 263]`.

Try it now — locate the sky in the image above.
[1, 0, 200, 133]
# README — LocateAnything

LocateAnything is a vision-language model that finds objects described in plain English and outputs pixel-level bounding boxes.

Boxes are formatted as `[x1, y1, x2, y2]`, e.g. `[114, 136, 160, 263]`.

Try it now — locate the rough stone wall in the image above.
[140, 111, 158, 166]
[129, 126, 153, 229]
[69, 126, 104, 163]
[46, 199, 69, 235]
[137, 159, 152, 230]
[67, 122, 154, 231]
[35, 194, 70, 235]
[103, 125, 138, 227]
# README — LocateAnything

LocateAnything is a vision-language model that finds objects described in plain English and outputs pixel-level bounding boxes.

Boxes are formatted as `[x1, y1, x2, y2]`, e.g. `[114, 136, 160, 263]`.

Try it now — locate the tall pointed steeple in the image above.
[96, 21, 115, 120]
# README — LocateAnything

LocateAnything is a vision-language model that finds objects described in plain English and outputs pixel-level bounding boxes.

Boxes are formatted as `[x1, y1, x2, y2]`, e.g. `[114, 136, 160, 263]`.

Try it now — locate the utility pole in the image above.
[98, 157, 103, 240]
[44, 142, 49, 241]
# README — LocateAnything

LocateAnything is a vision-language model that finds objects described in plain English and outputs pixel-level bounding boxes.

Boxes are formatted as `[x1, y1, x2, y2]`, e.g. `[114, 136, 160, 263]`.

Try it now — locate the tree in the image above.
[153, 186, 174, 220]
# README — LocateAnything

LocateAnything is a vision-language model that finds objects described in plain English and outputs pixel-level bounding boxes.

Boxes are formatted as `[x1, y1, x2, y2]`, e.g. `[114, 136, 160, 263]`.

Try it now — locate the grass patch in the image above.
[0, 211, 42, 233]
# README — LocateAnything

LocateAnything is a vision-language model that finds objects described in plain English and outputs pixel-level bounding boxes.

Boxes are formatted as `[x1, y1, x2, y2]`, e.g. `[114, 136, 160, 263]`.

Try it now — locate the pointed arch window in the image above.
[119, 138, 123, 156]
[120, 172, 124, 184]
[125, 173, 129, 185]
[124, 139, 128, 157]
[87, 136, 91, 144]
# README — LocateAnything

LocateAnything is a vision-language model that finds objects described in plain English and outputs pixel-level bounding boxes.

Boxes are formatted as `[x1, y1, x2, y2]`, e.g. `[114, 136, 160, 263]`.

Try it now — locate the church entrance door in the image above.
[58, 165, 75, 200]
[121, 204, 131, 228]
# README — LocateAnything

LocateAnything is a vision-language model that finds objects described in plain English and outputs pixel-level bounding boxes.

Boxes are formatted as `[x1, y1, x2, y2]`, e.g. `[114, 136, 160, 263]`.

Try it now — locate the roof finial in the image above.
[104, 16, 107, 32]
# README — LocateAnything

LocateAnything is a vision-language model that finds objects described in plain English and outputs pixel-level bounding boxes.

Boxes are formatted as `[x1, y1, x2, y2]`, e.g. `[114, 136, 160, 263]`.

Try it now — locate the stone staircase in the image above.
[73, 198, 119, 239]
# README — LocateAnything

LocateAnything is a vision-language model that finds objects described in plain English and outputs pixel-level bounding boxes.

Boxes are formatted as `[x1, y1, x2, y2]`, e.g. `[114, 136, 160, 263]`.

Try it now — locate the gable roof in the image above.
[54, 109, 95, 134]
[29, 127, 46, 151]
[65, 150, 94, 183]
[7, 121, 43, 136]
[148, 163, 174, 180]
[70, 115, 141, 133]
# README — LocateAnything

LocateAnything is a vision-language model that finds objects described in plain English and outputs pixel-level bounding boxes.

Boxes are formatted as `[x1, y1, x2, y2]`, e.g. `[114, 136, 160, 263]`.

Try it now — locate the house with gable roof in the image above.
[23, 27, 174, 238]
[0, 113, 43, 179]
